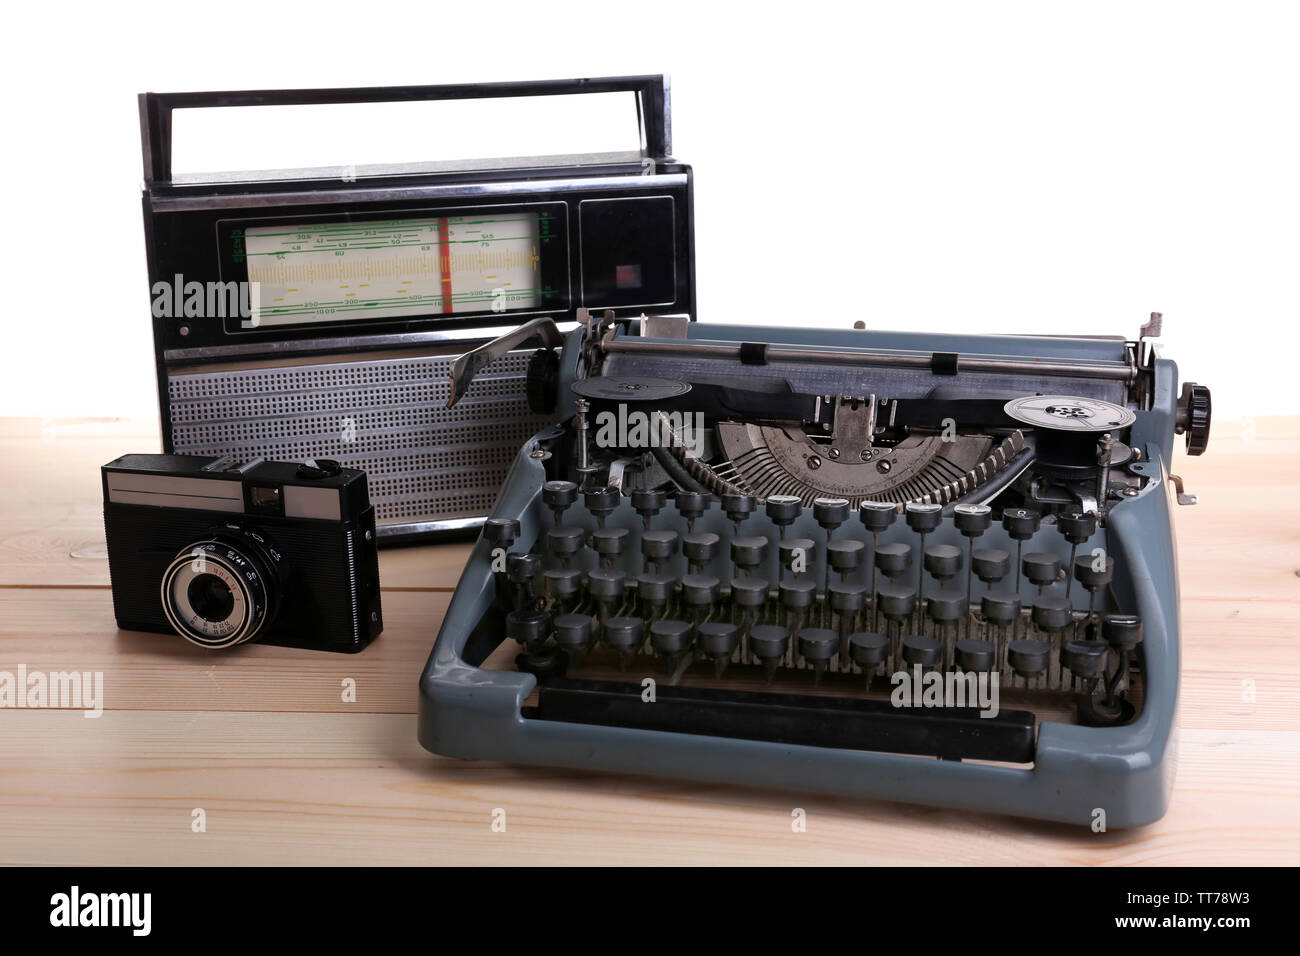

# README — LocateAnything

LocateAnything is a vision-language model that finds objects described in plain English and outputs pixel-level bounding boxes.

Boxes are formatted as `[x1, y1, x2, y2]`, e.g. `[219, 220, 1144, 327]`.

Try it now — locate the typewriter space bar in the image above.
[533, 679, 1035, 763]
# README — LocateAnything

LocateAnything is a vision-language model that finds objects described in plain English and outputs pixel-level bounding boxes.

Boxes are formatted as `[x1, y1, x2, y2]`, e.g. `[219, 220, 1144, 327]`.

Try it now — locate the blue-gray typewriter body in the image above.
[418, 313, 1210, 827]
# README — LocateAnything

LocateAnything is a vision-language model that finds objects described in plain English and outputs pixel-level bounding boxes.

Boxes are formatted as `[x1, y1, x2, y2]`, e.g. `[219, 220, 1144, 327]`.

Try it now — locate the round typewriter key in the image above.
[981, 590, 1021, 624]
[1008, 639, 1050, 678]
[482, 517, 520, 547]
[1032, 595, 1072, 632]
[586, 569, 626, 601]
[730, 577, 769, 607]
[926, 589, 965, 623]
[829, 582, 867, 614]
[972, 548, 1011, 584]
[905, 502, 943, 534]
[697, 621, 739, 657]
[544, 568, 583, 601]
[552, 613, 592, 650]
[849, 632, 889, 667]
[859, 500, 898, 533]
[924, 544, 963, 580]
[681, 574, 721, 606]
[953, 503, 992, 537]
[1022, 552, 1063, 587]
[721, 492, 756, 524]
[828, 539, 865, 572]
[1103, 613, 1143, 648]
[798, 627, 839, 662]
[730, 536, 769, 570]
[682, 532, 720, 565]
[748, 624, 790, 660]
[1055, 510, 1097, 544]
[1062, 639, 1109, 679]
[765, 494, 803, 527]
[1002, 508, 1041, 540]
[875, 542, 913, 577]
[779, 537, 816, 573]
[877, 582, 917, 620]
[591, 527, 629, 558]
[675, 491, 710, 522]
[636, 573, 675, 605]
[547, 526, 586, 559]
[603, 616, 644, 651]
[507, 552, 542, 583]
[583, 488, 620, 522]
[1073, 553, 1114, 590]
[641, 530, 679, 561]
[901, 634, 942, 667]
[632, 489, 667, 523]
[506, 610, 550, 646]
[813, 497, 851, 531]
[779, 579, 817, 610]
[542, 480, 578, 516]
[650, 619, 693, 654]
[955, 638, 996, 672]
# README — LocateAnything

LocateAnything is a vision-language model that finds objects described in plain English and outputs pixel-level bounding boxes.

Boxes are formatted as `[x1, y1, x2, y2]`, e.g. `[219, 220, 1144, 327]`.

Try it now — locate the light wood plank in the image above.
[0, 711, 1292, 865]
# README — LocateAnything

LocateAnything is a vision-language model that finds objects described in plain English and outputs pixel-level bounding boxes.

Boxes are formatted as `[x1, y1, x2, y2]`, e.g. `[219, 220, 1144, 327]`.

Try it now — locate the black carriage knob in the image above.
[1177, 382, 1211, 456]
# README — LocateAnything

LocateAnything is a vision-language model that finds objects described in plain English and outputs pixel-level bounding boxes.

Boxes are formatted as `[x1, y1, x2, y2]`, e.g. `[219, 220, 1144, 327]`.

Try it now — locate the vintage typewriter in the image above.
[419, 310, 1211, 827]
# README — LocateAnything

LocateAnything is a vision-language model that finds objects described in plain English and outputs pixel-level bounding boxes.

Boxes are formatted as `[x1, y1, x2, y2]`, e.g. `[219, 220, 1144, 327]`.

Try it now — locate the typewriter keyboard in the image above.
[484, 482, 1144, 727]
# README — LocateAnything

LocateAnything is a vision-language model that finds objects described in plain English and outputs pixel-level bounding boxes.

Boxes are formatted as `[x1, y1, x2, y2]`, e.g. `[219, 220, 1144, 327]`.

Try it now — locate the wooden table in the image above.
[1, 416, 1296, 865]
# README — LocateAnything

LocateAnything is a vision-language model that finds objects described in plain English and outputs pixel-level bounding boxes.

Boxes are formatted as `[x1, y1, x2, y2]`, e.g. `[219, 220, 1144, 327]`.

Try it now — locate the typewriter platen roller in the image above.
[420, 310, 1211, 827]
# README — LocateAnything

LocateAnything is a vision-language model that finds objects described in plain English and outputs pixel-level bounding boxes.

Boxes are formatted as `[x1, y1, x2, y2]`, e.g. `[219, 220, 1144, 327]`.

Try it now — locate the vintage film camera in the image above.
[138, 76, 694, 541]
[102, 454, 382, 652]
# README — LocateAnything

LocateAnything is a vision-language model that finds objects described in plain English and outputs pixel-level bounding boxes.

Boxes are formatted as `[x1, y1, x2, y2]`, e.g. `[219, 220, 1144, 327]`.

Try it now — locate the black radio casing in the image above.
[138, 77, 696, 541]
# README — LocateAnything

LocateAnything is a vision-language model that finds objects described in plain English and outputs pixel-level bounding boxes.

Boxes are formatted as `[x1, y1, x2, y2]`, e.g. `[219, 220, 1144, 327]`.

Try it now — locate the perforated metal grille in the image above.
[168, 350, 549, 530]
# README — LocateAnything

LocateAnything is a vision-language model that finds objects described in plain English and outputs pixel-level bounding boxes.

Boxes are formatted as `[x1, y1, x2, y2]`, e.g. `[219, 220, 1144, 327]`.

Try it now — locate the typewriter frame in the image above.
[418, 321, 1185, 828]
[138, 77, 695, 540]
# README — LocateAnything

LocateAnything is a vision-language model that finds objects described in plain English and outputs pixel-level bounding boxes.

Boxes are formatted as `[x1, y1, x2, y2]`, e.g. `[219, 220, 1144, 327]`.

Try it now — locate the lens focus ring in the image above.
[160, 538, 273, 649]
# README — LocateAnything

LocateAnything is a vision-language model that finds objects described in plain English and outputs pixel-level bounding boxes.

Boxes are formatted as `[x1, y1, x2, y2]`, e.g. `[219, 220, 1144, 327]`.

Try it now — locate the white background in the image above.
[2, 0, 1297, 421]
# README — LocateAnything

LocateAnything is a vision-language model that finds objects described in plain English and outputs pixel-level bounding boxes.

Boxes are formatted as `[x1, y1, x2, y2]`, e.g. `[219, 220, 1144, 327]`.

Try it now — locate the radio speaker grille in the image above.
[167, 350, 548, 534]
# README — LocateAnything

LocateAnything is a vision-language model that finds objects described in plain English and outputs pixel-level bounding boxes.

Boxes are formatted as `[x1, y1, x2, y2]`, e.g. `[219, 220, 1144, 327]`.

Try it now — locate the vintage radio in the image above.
[138, 76, 694, 540]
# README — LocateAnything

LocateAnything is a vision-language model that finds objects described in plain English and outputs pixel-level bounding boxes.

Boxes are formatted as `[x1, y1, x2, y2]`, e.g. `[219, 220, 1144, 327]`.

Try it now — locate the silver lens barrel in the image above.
[160, 539, 273, 649]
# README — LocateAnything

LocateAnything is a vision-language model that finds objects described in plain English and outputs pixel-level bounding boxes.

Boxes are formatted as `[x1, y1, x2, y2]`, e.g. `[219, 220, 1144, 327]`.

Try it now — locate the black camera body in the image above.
[102, 454, 382, 653]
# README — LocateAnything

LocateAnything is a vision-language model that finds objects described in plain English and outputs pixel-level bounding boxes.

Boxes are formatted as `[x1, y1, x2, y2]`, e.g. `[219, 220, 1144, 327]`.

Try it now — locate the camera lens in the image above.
[186, 574, 236, 623]
[160, 535, 279, 649]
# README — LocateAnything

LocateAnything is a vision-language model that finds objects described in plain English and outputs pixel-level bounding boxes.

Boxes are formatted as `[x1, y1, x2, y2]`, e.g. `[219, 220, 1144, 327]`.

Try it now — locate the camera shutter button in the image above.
[296, 459, 342, 480]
